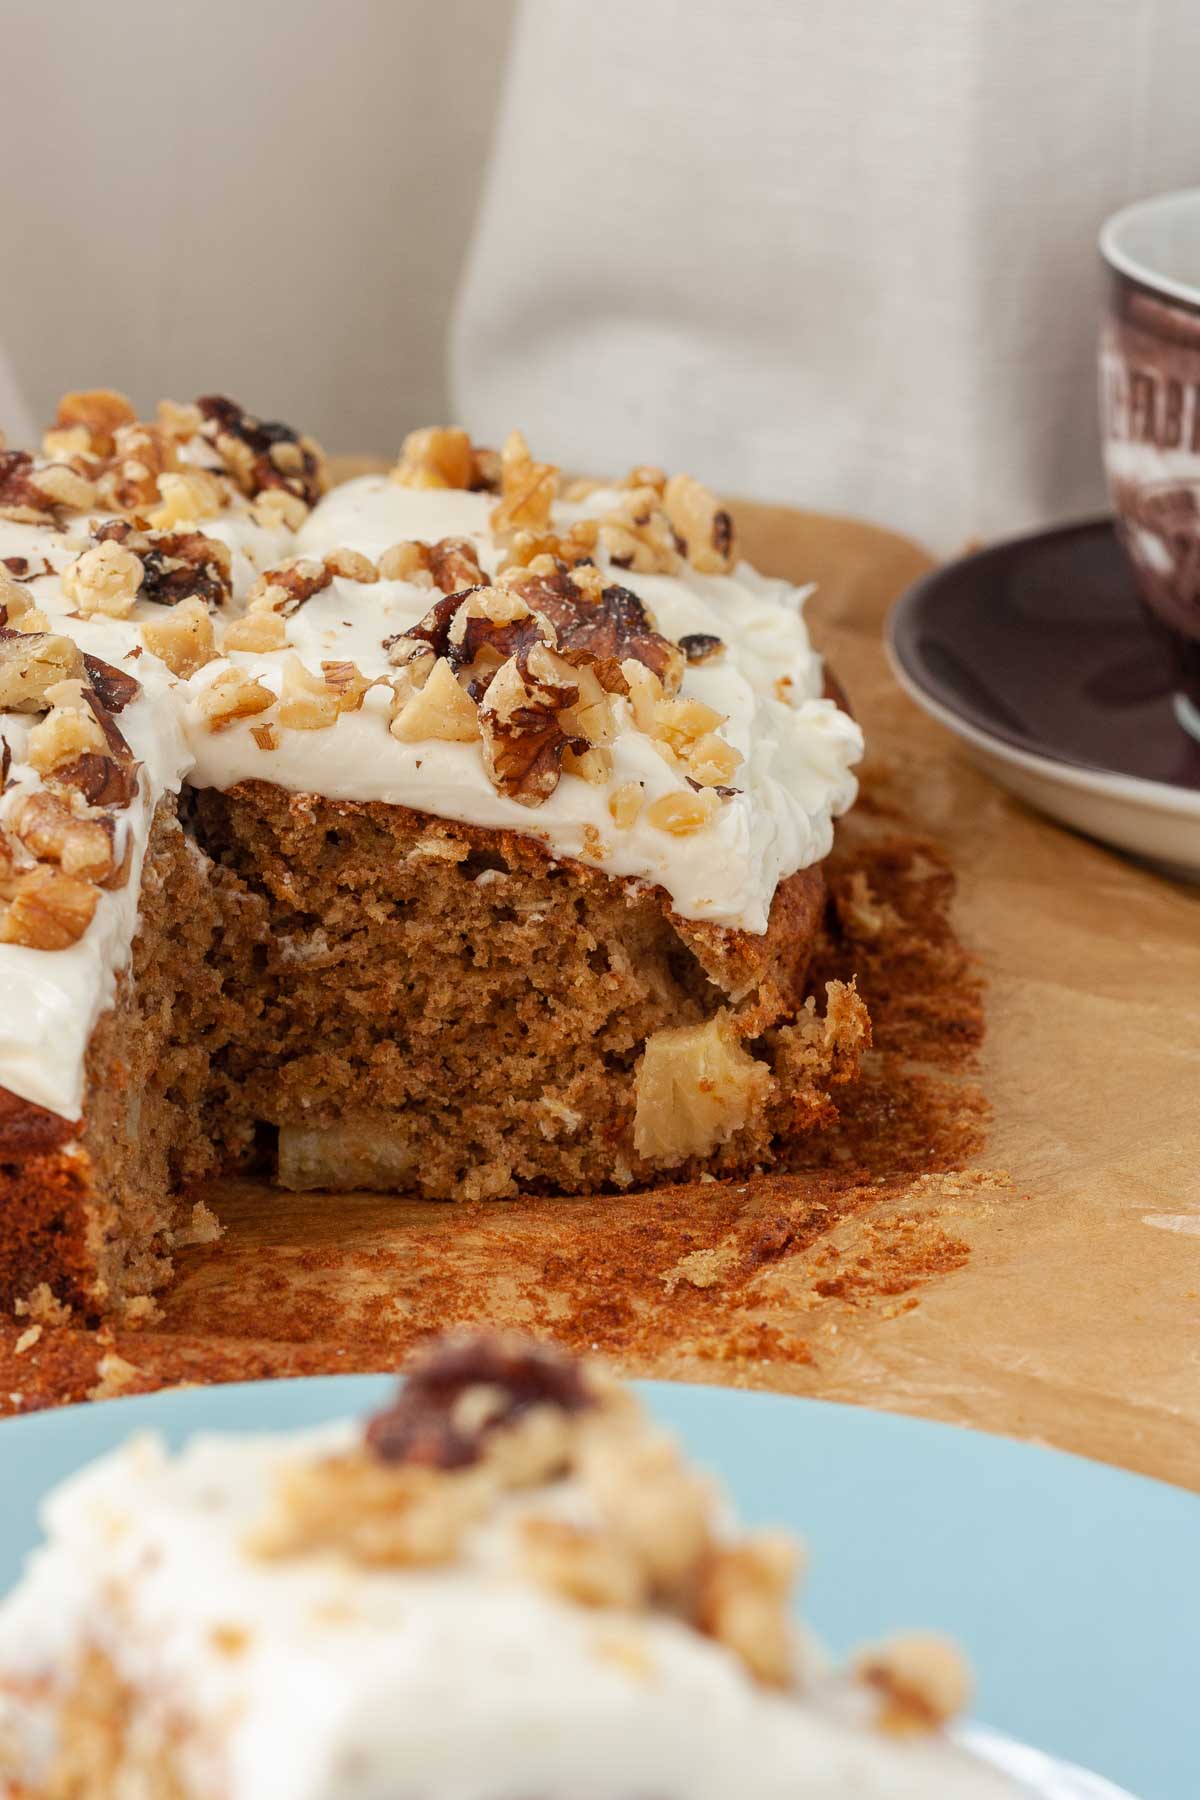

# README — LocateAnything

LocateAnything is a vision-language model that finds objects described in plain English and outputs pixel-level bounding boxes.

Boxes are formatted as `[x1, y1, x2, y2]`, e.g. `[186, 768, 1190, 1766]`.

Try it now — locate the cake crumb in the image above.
[14, 1325, 41, 1354]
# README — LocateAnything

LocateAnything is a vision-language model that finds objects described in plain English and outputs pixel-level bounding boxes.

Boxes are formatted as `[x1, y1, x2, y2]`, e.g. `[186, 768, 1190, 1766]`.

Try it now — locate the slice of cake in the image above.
[0, 393, 867, 1318]
[0, 1331, 1020, 1797]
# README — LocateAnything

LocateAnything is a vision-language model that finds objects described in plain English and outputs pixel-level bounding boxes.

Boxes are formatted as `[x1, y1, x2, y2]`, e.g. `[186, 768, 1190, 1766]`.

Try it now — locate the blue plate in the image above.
[2, 1380, 1196, 1798]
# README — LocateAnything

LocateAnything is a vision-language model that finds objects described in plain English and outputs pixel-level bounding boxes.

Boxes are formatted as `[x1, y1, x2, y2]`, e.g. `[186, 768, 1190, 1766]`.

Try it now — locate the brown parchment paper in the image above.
[4, 494, 1198, 1492]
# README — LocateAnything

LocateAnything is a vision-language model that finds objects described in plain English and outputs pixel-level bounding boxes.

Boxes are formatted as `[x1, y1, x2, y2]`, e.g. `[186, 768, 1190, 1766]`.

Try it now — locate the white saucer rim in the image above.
[884, 608, 1200, 824]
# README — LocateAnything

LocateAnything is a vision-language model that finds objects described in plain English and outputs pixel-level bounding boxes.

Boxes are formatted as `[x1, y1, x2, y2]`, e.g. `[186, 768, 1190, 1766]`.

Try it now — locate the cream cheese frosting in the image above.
[0, 446, 861, 1122]
[0, 1416, 1021, 1800]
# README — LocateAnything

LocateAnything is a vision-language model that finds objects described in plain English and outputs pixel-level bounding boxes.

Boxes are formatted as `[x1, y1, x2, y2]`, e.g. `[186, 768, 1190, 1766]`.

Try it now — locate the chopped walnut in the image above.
[505, 568, 682, 695]
[608, 781, 644, 829]
[0, 866, 99, 949]
[195, 667, 275, 731]
[366, 1333, 595, 1471]
[633, 1010, 774, 1163]
[324, 546, 379, 584]
[499, 518, 599, 574]
[82, 653, 140, 714]
[251, 1449, 489, 1568]
[140, 599, 217, 678]
[490, 430, 558, 541]
[687, 732, 742, 788]
[0, 572, 36, 627]
[61, 539, 144, 619]
[147, 468, 226, 530]
[520, 1517, 646, 1611]
[643, 788, 721, 835]
[251, 487, 310, 531]
[155, 398, 204, 442]
[477, 646, 582, 806]
[53, 388, 137, 459]
[390, 426, 475, 490]
[251, 723, 279, 752]
[196, 396, 326, 507]
[222, 612, 287, 654]
[562, 745, 613, 784]
[855, 1634, 972, 1735]
[7, 790, 118, 884]
[93, 421, 180, 513]
[663, 474, 735, 574]
[0, 450, 96, 523]
[599, 487, 682, 575]
[579, 1421, 714, 1596]
[91, 519, 232, 610]
[0, 632, 85, 711]
[49, 751, 140, 809]
[389, 657, 478, 743]
[695, 1535, 799, 1687]
[277, 655, 340, 730]
[378, 540, 434, 584]
[320, 660, 372, 712]
[679, 632, 725, 665]
[246, 556, 331, 617]
[25, 701, 108, 775]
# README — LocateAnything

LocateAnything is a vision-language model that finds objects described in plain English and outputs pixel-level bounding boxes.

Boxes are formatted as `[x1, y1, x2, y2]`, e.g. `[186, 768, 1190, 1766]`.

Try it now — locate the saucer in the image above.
[886, 518, 1200, 878]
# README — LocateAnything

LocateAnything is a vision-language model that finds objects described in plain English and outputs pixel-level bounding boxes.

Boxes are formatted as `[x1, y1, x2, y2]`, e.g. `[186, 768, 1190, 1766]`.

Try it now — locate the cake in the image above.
[0, 1330, 1019, 1797]
[0, 391, 867, 1320]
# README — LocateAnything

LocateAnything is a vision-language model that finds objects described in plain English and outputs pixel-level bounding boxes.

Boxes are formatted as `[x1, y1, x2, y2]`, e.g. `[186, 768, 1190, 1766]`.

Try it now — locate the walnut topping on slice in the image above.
[24, 687, 109, 774]
[246, 556, 332, 617]
[478, 643, 585, 806]
[389, 657, 478, 744]
[643, 788, 721, 836]
[196, 395, 326, 507]
[222, 612, 287, 654]
[7, 790, 118, 884]
[251, 1452, 490, 1568]
[520, 1517, 646, 1611]
[663, 474, 736, 574]
[49, 752, 140, 810]
[0, 866, 99, 949]
[90, 518, 233, 610]
[390, 426, 475, 491]
[633, 1011, 774, 1164]
[378, 537, 487, 594]
[499, 518, 599, 574]
[50, 389, 137, 460]
[504, 566, 684, 696]
[93, 421, 181, 513]
[0, 632, 85, 712]
[81, 654, 140, 714]
[679, 632, 725, 665]
[599, 487, 683, 575]
[147, 467, 227, 530]
[0, 450, 96, 524]
[696, 1535, 800, 1687]
[365, 1332, 596, 1471]
[324, 546, 379, 584]
[196, 668, 275, 732]
[608, 781, 644, 829]
[61, 538, 144, 618]
[140, 599, 217, 678]
[489, 430, 558, 541]
[277, 655, 340, 730]
[854, 1634, 972, 1735]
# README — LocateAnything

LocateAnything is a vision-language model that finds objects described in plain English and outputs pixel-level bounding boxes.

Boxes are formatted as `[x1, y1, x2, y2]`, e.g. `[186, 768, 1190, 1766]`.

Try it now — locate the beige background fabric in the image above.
[3, 0, 1200, 546]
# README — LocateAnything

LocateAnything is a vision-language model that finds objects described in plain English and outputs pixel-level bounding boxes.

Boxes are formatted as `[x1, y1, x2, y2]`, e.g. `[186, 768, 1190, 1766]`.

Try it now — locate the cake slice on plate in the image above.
[0, 394, 867, 1317]
[0, 1331, 1019, 1797]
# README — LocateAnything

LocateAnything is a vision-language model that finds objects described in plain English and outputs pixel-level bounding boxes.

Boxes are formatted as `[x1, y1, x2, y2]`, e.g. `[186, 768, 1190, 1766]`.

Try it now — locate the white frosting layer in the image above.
[0, 472, 861, 1119]
[0, 1421, 1020, 1799]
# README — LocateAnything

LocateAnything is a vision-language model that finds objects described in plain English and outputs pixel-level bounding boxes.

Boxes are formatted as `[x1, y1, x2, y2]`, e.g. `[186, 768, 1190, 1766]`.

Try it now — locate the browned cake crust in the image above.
[0, 783, 868, 1319]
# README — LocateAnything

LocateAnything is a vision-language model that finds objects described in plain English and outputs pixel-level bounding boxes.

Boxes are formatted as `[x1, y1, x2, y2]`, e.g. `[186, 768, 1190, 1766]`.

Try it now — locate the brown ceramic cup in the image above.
[1100, 189, 1200, 740]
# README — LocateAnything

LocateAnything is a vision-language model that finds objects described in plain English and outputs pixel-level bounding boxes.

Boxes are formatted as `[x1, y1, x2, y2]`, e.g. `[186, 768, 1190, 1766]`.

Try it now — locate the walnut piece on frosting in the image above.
[390, 426, 475, 491]
[7, 790, 119, 885]
[25, 690, 109, 775]
[147, 468, 226, 530]
[196, 395, 326, 509]
[0, 633, 85, 712]
[62, 539, 144, 620]
[140, 599, 217, 679]
[854, 1634, 972, 1736]
[196, 668, 275, 732]
[51, 388, 137, 459]
[663, 473, 736, 575]
[0, 866, 99, 950]
[222, 612, 287, 654]
[490, 430, 558, 542]
[696, 1536, 800, 1688]
[390, 657, 478, 744]
[599, 486, 682, 576]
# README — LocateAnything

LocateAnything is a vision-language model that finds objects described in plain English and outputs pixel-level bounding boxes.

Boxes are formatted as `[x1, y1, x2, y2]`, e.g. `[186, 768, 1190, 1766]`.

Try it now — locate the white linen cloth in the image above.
[452, 0, 1200, 550]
